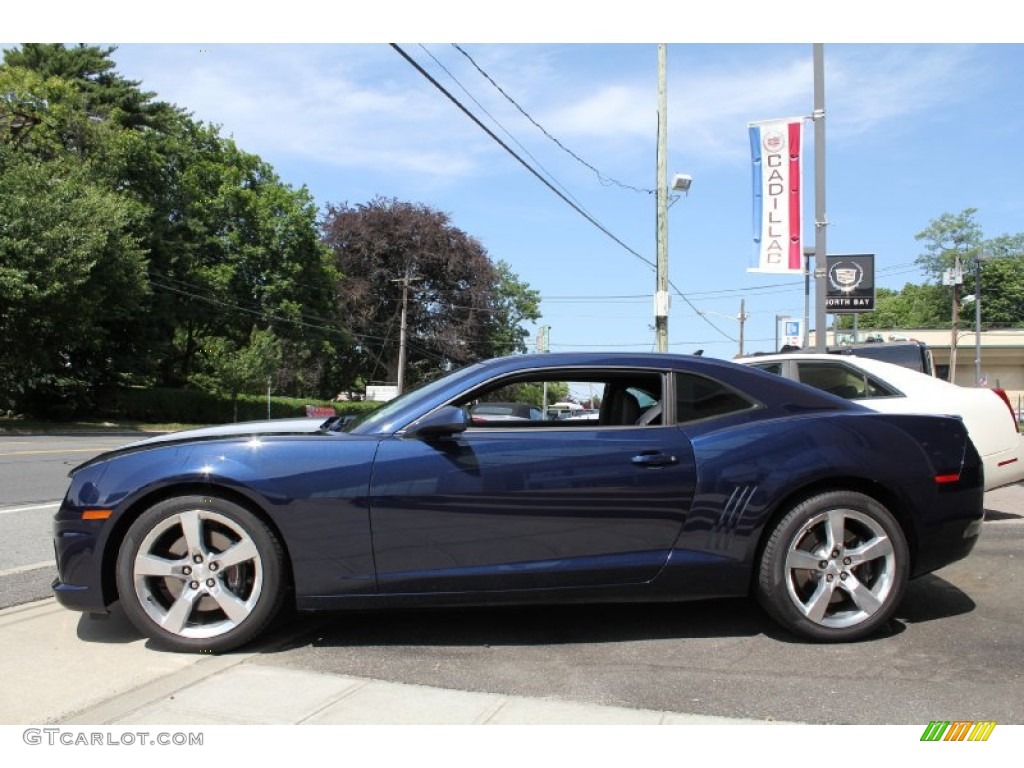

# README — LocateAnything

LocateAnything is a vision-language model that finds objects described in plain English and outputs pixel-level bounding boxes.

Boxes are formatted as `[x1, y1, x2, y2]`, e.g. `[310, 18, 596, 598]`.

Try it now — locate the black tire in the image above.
[115, 495, 286, 653]
[756, 490, 908, 642]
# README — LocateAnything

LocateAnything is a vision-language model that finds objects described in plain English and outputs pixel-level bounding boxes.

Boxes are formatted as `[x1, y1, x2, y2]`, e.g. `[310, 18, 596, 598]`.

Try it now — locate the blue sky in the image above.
[8, 5, 1021, 361]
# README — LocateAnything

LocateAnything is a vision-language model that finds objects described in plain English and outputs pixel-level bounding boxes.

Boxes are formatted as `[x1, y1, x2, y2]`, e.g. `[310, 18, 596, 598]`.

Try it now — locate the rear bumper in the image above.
[912, 513, 984, 577]
[983, 438, 1024, 491]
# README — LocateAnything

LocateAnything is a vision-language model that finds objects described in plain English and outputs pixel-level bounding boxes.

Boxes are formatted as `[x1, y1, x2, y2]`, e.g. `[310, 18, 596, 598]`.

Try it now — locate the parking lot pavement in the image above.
[984, 483, 1024, 519]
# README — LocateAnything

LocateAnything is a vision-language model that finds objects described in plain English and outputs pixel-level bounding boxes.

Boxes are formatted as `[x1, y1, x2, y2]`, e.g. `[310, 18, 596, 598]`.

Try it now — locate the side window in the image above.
[795, 362, 899, 400]
[674, 372, 755, 423]
[797, 362, 866, 399]
[457, 371, 663, 428]
[863, 375, 900, 399]
[750, 362, 783, 376]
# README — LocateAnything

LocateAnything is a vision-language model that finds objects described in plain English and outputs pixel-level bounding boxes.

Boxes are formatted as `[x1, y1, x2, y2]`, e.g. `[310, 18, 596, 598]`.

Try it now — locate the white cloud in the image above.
[109, 43, 993, 187]
[115, 44, 494, 179]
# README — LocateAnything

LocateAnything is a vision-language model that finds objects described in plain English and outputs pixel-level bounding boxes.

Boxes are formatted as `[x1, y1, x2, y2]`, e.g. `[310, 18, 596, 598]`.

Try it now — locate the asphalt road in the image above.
[2, 433, 1022, 724]
[0, 434, 138, 607]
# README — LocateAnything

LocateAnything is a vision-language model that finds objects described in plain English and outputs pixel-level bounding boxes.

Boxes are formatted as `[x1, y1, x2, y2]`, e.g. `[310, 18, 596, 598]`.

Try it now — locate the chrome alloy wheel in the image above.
[783, 507, 896, 629]
[131, 508, 264, 639]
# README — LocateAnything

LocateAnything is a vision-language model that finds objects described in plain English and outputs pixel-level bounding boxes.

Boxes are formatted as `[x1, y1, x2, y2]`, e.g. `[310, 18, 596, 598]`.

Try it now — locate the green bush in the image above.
[116, 388, 381, 425]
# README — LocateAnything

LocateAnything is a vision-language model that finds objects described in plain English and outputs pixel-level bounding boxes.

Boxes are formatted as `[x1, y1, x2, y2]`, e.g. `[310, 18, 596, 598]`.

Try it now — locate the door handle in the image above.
[631, 452, 677, 467]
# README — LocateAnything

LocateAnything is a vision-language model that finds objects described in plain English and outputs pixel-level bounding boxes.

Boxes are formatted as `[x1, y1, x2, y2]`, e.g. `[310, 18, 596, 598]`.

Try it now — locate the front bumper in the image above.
[52, 515, 113, 613]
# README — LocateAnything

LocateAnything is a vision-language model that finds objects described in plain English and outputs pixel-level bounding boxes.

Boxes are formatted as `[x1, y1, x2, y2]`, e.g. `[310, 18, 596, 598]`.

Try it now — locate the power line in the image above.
[450, 44, 654, 196]
[418, 45, 594, 219]
[391, 44, 739, 345]
[390, 43, 656, 272]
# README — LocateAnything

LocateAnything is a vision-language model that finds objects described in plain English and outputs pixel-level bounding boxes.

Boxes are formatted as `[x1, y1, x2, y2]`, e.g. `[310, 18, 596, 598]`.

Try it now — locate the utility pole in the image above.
[394, 273, 420, 395]
[803, 248, 813, 349]
[974, 255, 984, 386]
[947, 257, 962, 384]
[812, 44, 828, 352]
[655, 43, 670, 353]
[738, 299, 746, 357]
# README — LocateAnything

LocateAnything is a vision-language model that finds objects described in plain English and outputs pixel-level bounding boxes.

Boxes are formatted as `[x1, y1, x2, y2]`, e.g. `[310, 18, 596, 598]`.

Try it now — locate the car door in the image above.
[367, 371, 697, 594]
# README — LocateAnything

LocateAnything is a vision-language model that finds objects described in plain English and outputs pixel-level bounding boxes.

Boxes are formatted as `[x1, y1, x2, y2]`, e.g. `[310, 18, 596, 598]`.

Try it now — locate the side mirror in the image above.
[405, 405, 469, 439]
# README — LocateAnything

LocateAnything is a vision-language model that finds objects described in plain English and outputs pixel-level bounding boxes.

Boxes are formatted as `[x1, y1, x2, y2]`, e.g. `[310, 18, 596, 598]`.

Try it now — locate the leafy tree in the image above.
[485, 260, 541, 356]
[189, 328, 283, 421]
[0, 145, 148, 414]
[322, 196, 540, 389]
[914, 208, 984, 281]
[973, 233, 1024, 328]
[126, 118, 341, 390]
[0, 66, 88, 158]
[504, 381, 570, 408]
[2, 43, 343, 411]
[914, 209, 1024, 329]
[834, 283, 947, 331]
[3, 44, 180, 132]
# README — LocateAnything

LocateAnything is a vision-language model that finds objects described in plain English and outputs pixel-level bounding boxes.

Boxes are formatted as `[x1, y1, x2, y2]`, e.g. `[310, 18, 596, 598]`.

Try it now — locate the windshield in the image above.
[340, 361, 485, 434]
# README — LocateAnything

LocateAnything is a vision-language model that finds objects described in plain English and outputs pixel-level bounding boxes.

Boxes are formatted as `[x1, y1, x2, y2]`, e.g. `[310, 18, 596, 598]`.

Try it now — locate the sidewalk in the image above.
[1, 598, 782, 726]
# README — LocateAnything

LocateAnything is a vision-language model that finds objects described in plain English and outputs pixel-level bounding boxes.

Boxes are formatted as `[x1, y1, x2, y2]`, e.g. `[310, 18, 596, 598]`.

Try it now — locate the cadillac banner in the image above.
[748, 117, 804, 274]
[826, 254, 876, 312]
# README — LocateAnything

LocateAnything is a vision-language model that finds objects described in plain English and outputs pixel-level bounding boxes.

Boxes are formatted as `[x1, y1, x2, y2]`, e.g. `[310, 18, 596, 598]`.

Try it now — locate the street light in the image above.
[671, 174, 692, 193]
[964, 251, 1017, 386]
[971, 252, 991, 387]
[697, 303, 747, 356]
[653, 45, 693, 353]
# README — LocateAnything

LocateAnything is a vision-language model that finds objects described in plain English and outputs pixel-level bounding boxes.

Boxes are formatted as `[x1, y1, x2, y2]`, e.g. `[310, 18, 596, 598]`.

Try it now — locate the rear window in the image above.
[830, 343, 931, 375]
[674, 372, 755, 423]
[796, 362, 900, 400]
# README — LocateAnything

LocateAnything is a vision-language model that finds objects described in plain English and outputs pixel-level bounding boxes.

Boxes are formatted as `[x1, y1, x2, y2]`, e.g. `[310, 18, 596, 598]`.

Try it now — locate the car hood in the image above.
[71, 417, 336, 475]
[121, 417, 334, 448]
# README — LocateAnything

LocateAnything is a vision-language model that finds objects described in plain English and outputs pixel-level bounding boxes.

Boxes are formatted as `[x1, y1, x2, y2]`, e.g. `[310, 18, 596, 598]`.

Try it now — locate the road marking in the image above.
[0, 448, 110, 457]
[0, 560, 54, 578]
[0, 503, 61, 515]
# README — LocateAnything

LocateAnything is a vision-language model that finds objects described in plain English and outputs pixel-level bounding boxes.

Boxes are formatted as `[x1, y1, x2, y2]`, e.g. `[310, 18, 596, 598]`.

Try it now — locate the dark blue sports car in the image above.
[53, 353, 985, 653]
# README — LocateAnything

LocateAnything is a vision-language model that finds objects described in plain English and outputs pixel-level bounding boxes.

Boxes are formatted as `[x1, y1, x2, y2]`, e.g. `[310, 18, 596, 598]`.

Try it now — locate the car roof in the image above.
[735, 352, 953, 391]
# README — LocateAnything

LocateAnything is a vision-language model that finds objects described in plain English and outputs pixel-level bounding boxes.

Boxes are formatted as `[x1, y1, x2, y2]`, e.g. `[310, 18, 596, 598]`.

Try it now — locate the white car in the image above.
[736, 353, 1024, 492]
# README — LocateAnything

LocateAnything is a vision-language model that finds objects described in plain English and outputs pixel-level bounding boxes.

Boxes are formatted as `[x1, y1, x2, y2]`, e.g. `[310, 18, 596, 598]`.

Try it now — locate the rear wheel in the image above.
[757, 491, 908, 642]
[116, 495, 286, 653]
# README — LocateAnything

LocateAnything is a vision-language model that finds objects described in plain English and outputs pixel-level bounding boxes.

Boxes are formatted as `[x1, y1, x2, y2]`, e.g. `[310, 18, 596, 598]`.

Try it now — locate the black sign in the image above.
[826, 254, 875, 312]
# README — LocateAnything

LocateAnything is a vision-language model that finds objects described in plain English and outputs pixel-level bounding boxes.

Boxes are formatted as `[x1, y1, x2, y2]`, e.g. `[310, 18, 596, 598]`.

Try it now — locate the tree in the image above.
[915, 209, 1024, 329]
[914, 208, 984, 281]
[322, 196, 540, 389]
[974, 233, 1024, 328]
[0, 145, 149, 414]
[1, 43, 344, 411]
[126, 118, 341, 390]
[485, 260, 541, 356]
[834, 283, 947, 331]
[189, 327, 282, 422]
[3, 44, 180, 132]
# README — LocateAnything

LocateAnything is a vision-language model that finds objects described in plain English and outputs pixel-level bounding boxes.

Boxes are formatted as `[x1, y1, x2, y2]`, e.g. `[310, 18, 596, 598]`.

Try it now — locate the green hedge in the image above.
[116, 388, 382, 425]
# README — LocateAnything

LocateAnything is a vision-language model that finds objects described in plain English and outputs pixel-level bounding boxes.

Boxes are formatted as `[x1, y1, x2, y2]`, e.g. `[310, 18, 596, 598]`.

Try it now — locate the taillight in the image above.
[992, 388, 1020, 433]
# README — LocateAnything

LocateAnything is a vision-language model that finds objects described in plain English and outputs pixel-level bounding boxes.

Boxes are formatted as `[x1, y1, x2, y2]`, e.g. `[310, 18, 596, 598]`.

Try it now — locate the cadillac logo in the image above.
[828, 261, 865, 293]
[762, 130, 786, 153]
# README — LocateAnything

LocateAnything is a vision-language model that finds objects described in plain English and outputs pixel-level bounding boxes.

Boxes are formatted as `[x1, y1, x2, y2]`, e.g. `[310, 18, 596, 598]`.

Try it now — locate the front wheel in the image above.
[116, 495, 286, 653]
[756, 491, 908, 642]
